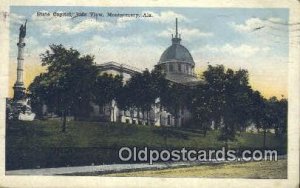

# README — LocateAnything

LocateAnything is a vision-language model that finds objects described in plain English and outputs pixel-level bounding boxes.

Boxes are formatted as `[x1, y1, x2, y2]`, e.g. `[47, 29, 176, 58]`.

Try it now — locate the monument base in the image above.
[13, 82, 26, 101]
[7, 98, 36, 121]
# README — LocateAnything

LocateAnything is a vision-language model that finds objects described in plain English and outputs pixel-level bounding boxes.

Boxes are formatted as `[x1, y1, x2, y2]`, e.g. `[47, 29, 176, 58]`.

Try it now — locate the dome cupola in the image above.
[158, 18, 195, 66]
[157, 18, 197, 84]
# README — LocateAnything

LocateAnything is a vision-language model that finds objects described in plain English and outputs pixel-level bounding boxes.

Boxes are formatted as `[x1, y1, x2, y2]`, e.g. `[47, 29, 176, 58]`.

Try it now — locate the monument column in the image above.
[13, 20, 27, 101]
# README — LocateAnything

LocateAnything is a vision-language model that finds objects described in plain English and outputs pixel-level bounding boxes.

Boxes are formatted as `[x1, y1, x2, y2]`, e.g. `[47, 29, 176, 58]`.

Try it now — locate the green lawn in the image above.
[6, 120, 286, 170]
[103, 159, 287, 179]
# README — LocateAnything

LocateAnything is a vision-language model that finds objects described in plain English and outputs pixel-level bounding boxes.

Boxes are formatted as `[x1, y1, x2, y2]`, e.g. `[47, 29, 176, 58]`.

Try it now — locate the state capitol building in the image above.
[90, 18, 202, 127]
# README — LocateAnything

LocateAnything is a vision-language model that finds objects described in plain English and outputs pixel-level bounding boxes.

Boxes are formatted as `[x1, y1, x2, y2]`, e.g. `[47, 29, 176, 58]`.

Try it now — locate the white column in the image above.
[16, 38, 25, 84]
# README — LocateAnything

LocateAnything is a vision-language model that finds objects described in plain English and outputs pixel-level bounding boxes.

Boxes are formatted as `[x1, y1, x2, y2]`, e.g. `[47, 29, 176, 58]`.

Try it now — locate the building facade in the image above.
[90, 18, 201, 127]
[89, 61, 177, 126]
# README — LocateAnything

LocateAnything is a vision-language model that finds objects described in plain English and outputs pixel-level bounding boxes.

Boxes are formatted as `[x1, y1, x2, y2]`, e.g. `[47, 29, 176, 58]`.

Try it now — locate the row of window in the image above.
[124, 115, 184, 126]
[162, 63, 193, 74]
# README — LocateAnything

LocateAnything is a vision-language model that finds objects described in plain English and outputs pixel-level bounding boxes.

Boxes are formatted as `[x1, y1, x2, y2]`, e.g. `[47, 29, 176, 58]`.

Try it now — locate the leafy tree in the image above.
[149, 66, 169, 125]
[93, 73, 123, 121]
[248, 90, 266, 135]
[121, 68, 167, 125]
[150, 66, 169, 100]
[199, 65, 253, 146]
[122, 70, 150, 124]
[275, 98, 288, 138]
[190, 83, 212, 136]
[115, 84, 133, 113]
[29, 44, 97, 132]
[160, 82, 191, 127]
[201, 65, 227, 128]
[68, 54, 99, 120]
[247, 87, 288, 148]
[260, 97, 287, 147]
[137, 69, 156, 124]
[261, 97, 279, 148]
[28, 73, 51, 118]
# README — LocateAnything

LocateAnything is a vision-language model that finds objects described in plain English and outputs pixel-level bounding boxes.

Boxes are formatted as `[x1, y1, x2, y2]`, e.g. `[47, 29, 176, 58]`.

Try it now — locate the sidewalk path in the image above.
[6, 155, 286, 176]
[6, 161, 223, 176]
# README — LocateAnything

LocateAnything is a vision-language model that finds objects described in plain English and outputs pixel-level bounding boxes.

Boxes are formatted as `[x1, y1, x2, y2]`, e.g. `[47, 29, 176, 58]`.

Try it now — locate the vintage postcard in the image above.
[0, 0, 299, 187]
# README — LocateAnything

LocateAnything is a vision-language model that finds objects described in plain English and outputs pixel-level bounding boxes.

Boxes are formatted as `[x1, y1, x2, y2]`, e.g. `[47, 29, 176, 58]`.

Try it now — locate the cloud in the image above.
[24, 36, 41, 56]
[26, 46, 49, 59]
[26, 10, 192, 37]
[29, 10, 188, 36]
[158, 27, 213, 41]
[83, 35, 163, 69]
[31, 11, 112, 35]
[221, 44, 260, 57]
[83, 35, 109, 52]
[230, 18, 265, 33]
[229, 17, 289, 52]
[191, 44, 288, 99]
[71, 19, 111, 33]
[10, 13, 26, 25]
[268, 17, 283, 23]
[115, 16, 137, 28]
[181, 28, 213, 38]
[110, 11, 188, 29]
[230, 17, 285, 33]
[10, 32, 48, 60]
[144, 11, 188, 23]
[195, 43, 270, 58]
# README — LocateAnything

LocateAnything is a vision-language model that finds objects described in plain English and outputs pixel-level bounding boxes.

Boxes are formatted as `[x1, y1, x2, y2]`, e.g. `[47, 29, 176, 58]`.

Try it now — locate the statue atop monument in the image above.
[19, 20, 27, 39]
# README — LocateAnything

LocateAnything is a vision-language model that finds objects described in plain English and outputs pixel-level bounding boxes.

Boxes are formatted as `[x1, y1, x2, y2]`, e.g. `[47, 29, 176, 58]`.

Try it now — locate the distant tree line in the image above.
[189, 65, 287, 147]
[28, 45, 287, 146]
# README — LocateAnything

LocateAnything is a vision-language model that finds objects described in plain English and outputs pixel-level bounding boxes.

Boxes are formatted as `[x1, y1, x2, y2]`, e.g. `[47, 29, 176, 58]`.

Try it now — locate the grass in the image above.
[6, 120, 285, 149]
[103, 159, 287, 179]
[6, 120, 287, 170]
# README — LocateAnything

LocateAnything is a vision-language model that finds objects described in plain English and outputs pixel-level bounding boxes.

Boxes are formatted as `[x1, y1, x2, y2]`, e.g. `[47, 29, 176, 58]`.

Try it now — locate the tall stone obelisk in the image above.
[13, 20, 27, 101]
[11, 20, 35, 121]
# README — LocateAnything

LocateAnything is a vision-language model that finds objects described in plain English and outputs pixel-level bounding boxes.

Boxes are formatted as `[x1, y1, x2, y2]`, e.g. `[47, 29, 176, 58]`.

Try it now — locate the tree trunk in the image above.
[159, 114, 162, 126]
[74, 107, 78, 121]
[174, 107, 179, 127]
[147, 111, 149, 125]
[203, 128, 207, 137]
[111, 106, 115, 122]
[159, 105, 163, 122]
[141, 110, 145, 125]
[225, 140, 229, 158]
[275, 126, 279, 137]
[263, 128, 267, 148]
[130, 110, 134, 123]
[62, 109, 67, 132]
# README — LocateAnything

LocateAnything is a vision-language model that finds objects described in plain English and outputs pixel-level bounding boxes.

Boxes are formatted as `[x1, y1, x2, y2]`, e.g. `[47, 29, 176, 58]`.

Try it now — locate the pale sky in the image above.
[9, 6, 291, 98]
